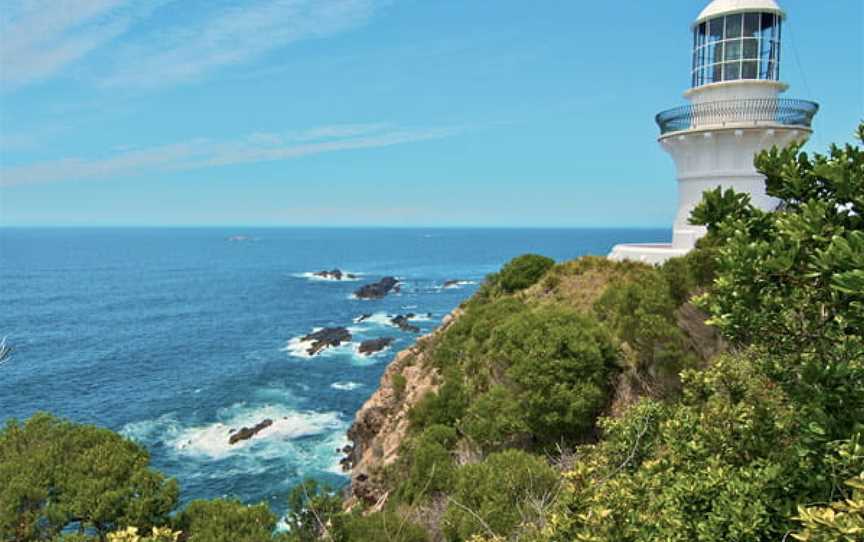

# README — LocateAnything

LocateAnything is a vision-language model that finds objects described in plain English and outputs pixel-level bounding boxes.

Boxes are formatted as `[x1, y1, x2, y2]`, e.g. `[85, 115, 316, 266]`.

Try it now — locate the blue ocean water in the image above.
[0, 227, 666, 518]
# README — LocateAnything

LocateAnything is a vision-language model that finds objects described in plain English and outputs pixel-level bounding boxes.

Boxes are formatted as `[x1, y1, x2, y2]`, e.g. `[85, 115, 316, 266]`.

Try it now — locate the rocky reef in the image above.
[228, 419, 273, 445]
[354, 277, 399, 299]
[301, 327, 352, 356]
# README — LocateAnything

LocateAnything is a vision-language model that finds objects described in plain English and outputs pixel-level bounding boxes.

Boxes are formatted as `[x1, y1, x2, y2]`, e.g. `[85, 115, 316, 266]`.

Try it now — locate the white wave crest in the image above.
[330, 381, 363, 391]
[442, 280, 477, 289]
[124, 404, 345, 460]
[294, 271, 362, 282]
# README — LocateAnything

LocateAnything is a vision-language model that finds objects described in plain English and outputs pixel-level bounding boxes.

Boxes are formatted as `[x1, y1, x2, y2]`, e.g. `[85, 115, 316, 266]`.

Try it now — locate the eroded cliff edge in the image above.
[343, 308, 462, 508]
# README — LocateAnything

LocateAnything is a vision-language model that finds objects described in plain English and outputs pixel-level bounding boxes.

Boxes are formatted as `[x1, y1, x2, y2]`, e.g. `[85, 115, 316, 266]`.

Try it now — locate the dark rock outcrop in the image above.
[313, 269, 357, 281]
[355, 313, 373, 323]
[302, 327, 352, 356]
[354, 277, 399, 299]
[358, 337, 394, 356]
[443, 279, 461, 288]
[391, 314, 420, 333]
[228, 419, 273, 445]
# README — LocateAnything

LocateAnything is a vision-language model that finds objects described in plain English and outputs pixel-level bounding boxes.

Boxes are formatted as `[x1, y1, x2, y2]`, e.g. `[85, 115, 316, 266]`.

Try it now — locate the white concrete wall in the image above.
[660, 125, 809, 250]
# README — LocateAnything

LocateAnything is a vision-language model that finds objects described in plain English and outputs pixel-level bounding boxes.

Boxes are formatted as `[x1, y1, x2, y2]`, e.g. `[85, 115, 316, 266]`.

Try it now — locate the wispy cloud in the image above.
[0, 123, 459, 186]
[0, 0, 138, 89]
[102, 0, 382, 87]
[0, 0, 385, 90]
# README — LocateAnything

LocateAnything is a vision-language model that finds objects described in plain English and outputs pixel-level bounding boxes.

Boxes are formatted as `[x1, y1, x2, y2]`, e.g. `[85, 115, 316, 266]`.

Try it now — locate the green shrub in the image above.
[0, 413, 178, 541]
[659, 256, 695, 306]
[594, 269, 693, 381]
[176, 499, 276, 542]
[461, 385, 528, 453]
[408, 371, 468, 431]
[283, 479, 343, 542]
[490, 254, 555, 293]
[543, 354, 818, 542]
[338, 510, 429, 542]
[497, 306, 616, 446]
[397, 424, 458, 502]
[442, 450, 558, 541]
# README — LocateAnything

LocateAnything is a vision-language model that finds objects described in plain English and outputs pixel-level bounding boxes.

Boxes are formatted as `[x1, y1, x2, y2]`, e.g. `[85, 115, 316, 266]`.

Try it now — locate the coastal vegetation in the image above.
[1, 125, 862, 541]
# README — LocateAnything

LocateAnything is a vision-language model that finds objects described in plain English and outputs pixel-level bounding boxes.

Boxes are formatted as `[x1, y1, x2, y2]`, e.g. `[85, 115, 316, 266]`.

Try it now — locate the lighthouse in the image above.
[609, 0, 819, 264]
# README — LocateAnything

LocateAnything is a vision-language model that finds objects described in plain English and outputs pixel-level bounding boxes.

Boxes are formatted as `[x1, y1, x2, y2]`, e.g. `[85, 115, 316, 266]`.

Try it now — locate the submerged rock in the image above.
[358, 337, 394, 356]
[355, 313, 373, 323]
[302, 327, 352, 356]
[313, 269, 357, 281]
[391, 314, 420, 333]
[354, 277, 399, 299]
[228, 419, 273, 445]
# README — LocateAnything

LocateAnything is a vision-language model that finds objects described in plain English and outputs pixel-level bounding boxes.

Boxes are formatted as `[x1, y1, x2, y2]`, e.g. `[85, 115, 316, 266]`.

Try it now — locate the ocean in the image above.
[0, 227, 666, 519]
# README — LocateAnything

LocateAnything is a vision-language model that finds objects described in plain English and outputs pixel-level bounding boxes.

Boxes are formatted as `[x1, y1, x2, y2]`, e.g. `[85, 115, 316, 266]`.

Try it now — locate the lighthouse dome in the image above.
[696, 0, 784, 25]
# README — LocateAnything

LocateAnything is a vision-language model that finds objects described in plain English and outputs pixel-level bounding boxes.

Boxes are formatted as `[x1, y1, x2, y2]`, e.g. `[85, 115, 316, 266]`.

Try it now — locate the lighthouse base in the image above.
[608, 243, 688, 265]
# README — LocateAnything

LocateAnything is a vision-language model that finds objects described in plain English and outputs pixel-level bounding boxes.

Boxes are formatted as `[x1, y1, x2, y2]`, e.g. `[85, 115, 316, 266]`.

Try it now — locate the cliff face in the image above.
[344, 309, 462, 508]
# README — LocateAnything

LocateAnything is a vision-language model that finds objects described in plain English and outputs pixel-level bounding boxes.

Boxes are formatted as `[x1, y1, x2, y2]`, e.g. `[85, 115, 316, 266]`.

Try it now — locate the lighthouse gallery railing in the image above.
[656, 98, 819, 135]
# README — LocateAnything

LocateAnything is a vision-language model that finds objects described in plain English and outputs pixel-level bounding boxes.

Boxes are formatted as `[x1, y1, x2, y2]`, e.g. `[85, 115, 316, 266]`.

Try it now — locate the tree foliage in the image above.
[0, 413, 178, 541]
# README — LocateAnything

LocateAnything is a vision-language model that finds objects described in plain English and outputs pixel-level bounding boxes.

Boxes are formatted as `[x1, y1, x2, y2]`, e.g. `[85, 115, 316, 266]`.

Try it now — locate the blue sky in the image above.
[0, 0, 861, 227]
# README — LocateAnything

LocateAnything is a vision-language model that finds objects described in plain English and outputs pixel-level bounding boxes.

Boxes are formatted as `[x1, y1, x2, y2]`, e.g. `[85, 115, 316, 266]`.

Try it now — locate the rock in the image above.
[302, 327, 352, 356]
[358, 337, 394, 356]
[354, 277, 399, 299]
[315, 269, 342, 280]
[228, 419, 273, 445]
[443, 279, 461, 288]
[390, 314, 420, 333]
[355, 313, 373, 323]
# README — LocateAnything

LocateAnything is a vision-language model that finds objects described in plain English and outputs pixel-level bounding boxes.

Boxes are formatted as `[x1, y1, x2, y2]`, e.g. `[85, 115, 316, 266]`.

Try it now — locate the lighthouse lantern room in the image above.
[609, 0, 818, 264]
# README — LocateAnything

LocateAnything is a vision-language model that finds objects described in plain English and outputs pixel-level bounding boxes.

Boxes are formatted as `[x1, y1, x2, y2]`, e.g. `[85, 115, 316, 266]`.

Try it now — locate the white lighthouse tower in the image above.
[609, 0, 818, 264]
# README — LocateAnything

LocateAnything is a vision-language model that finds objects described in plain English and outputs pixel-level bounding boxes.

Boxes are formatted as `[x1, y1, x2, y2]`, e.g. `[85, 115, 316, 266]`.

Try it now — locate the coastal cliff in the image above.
[342, 255, 725, 516]
[345, 308, 463, 508]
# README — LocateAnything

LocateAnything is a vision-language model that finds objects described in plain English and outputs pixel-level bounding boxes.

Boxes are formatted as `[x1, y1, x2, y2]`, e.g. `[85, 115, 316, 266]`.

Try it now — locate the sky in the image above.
[0, 0, 861, 227]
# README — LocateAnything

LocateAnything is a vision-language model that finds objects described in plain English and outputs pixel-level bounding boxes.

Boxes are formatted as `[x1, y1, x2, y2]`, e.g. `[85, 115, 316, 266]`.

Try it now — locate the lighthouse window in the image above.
[708, 18, 724, 42]
[692, 12, 783, 86]
[743, 39, 758, 59]
[744, 13, 761, 38]
[724, 62, 742, 81]
[761, 13, 777, 42]
[725, 14, 743, 39]
[725, 40, 742, 62]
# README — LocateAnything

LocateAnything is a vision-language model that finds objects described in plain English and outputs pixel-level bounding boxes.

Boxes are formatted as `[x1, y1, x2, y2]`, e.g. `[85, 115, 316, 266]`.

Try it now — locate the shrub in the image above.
[496, 306, 616, 446]
[490, 254, 555, 294]
[338, 510, 429, 542]
[283, 479, 343, 542]
[175, 499, 276, 542]
[442, 450, 559, 541]
[398, 425, 458, 502]
[0, 413, 178, 541]
[594, 269, 693, 383]
[461, 385, 528, 453]
[408, 371, 468, 431]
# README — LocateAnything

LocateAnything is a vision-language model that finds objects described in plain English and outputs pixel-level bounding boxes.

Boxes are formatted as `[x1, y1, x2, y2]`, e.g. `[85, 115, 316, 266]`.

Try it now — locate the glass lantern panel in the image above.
[760, 13, 776, 41]
[708, 17, 724, 42]
[742, 61, 758, 79]
[712, 63, 723, 83]
[698, 22, 707, 47]
[725, 14, 743, 39]
[724, 61, 742, 81]
[725, 40, 742, 62]
[743, 39, 758, 59]
[744, 13, 761, 37]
